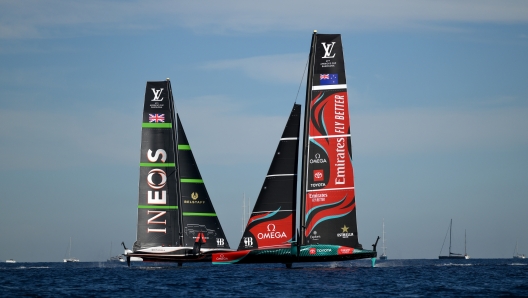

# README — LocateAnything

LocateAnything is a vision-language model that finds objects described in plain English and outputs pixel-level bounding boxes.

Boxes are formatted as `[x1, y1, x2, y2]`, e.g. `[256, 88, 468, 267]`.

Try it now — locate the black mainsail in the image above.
[213, 32, 377, 266]
[128, 79, 231, 263]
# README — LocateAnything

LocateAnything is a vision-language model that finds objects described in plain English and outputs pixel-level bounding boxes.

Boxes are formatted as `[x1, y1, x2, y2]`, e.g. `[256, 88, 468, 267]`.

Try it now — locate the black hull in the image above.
[236, 251, 376, 264]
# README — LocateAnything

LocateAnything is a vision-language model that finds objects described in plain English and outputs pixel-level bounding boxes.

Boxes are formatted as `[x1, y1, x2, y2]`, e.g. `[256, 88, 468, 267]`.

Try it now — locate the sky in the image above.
[1, 0, 527, 262]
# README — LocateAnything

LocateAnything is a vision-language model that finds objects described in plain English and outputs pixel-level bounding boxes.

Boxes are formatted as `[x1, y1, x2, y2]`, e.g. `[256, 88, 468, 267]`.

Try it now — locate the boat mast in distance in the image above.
[439, 219, 469, 259]
[379, 219, 387, 260]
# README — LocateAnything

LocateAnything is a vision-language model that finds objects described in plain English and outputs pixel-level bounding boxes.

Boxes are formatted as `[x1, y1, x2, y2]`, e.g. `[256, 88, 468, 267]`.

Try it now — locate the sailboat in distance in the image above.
[212, 31, 378, 267]
[439, 219, 469, 259]
[379, 219, 387, 260]
[124, 79, 231, 265]
[63, 237, 79, 262]
[513, 240, 526, 259]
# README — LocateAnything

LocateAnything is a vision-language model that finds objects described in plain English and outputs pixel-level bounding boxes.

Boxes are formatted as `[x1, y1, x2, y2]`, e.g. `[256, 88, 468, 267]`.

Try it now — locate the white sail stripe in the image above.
[280, 137, 298, 140]
[266, 174, 296, 177]
[252, 210, 294, 214]
[310, 134, 351, 139]
[312, 84, 347, 91]
[307, 187, 355, 192]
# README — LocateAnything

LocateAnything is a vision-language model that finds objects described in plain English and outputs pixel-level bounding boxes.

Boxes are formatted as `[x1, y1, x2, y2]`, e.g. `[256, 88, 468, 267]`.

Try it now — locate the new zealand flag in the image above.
[319, 74, 338, 85]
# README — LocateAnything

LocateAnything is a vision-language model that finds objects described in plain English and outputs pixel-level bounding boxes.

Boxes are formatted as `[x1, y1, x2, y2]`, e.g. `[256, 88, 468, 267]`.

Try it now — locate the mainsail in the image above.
[300, 33, 360, 249]
[130, 79, 230, 263]
[135, 80, 180, 250]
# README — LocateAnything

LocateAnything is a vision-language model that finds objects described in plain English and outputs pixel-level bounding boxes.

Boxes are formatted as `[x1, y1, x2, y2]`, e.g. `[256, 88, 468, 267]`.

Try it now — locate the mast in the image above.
[382, 219, 386, 255]
[464, 229, 467, 256]
[449, 219, 452, 255]
[300, 30, 318, 245]
[167, 78, 184, 246]
[243, 193, 246, 235]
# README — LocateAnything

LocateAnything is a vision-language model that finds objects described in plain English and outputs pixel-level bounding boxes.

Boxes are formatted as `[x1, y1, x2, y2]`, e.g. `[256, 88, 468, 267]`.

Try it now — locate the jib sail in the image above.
[238, 104, 301, 251]
[177, 115, 230, 250]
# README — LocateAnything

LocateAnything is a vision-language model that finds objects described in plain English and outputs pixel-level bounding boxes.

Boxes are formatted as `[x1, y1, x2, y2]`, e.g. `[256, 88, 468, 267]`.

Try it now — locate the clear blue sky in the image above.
[1, 1, 527, 261]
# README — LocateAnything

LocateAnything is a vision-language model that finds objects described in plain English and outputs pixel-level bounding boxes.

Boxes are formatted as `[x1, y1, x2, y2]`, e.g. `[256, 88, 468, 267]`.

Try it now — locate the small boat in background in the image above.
[5, 259, 16, 263]
[379, 219, 387, 260]
[439, 219, 469, 259]
[513, 240, 526, 259]
[63, 237, 80, 262]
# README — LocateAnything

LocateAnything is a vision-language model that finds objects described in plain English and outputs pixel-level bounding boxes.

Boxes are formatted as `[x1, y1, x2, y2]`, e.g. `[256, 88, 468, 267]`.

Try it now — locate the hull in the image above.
[127, 247, 234, 263]
[379, 255, 387, 260]
[439, 255, 469, 259]
[213, 245, 376, 265]
[63, 258, 80, 262]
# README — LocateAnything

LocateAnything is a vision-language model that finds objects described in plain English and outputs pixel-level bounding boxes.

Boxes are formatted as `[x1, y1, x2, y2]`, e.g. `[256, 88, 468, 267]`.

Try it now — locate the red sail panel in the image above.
[302, 34, 361, 249]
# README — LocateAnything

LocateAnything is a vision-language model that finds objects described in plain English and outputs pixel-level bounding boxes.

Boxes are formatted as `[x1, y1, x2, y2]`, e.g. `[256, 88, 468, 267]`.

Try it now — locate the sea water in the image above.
[1, 259, 527, 297]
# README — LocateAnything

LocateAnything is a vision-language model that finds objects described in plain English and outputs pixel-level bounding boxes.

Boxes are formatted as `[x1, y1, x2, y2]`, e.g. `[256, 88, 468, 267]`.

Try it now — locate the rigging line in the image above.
[294, 57, 309, 104]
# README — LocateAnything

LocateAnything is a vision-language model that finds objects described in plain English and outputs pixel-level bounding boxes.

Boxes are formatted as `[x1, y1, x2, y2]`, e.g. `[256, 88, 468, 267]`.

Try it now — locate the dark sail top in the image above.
[301, 33, 361, 248]
[238, 104, 301, 251]
[135, 80, 180, 249]
[177, 115, 230, 249]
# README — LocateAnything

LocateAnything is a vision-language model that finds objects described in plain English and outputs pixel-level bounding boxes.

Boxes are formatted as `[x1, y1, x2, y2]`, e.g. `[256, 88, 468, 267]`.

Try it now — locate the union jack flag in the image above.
[320, 74, 329, 80]
[149, 114, 165, 123]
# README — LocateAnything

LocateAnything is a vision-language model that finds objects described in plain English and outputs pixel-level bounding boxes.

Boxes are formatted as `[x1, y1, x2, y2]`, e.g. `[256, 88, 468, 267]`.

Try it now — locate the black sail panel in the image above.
[238, 104, 301, 251]
[301, 34, 361, 249]
[135, 80, 180, 250]
[177, 115, 230, 249]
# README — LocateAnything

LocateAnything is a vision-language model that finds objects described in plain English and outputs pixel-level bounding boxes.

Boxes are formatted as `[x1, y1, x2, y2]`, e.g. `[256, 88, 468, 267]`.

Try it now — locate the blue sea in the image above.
[1, 259, 527, 297]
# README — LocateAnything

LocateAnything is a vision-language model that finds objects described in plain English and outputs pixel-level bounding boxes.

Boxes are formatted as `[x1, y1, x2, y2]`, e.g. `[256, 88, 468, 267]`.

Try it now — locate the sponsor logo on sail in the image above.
[313, 169, 324, 182]
[337, 225, 354, 238]
[184, 192, 205, 204]
[257, 224, 287, 240]
[145, 148, 169, 233]
[244, 237, 254, 247]
[309, 192, 327, 202]
[217, 238, 225, 246]
[310, 153, 327, 164]
[321, 42, 336, 59]
[310, 230, 321, 240]
[151, 88, 164, 101]
[335, 136, 346, 185]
